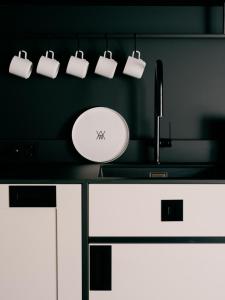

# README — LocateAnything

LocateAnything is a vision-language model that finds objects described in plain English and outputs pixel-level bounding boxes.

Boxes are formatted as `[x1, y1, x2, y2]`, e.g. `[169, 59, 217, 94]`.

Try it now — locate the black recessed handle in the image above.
[9, 186, 56, 207]
[90, 245, 112, 291]
[161, 199, 183, 221]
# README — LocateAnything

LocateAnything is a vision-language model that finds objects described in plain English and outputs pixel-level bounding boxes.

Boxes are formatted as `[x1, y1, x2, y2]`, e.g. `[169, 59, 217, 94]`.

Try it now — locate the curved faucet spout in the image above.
[154, 59, 164, 164]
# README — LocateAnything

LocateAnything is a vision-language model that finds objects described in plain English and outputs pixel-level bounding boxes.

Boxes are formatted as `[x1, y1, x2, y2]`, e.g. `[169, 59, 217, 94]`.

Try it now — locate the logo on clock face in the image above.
[96, 131, 106, 140]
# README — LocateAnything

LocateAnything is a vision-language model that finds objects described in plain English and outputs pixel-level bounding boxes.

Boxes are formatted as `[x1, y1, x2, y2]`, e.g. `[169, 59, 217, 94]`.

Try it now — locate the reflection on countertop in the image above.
[0, 164, 100, 181]
[0, 163, 225, 183]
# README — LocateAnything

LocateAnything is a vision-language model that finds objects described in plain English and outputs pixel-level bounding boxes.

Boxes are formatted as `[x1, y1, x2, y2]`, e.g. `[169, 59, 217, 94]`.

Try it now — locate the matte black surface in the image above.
[89, 236, 225, 243]
[0, 5, 223, 142]
[161, 199, 183, 221]
[0, 139, 223, 164]
[2, 36, 225, 141]
[154, 60, 164, 163]
[1, 162, 225, 181]
[0, 5, 225, 163]
[82, 183, 89, 300]
[9, 185, 56, 207]
[4, 33, 225, 39]
[98, 163, 224, 178]
[90, 245, 112, 291]
[0, 1, 224, 5]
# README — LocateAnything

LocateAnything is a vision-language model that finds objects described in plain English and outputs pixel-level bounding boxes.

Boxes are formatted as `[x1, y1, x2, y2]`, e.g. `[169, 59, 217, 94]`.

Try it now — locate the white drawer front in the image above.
[89, 184, 225, 236]
[90, 244, 225, 300]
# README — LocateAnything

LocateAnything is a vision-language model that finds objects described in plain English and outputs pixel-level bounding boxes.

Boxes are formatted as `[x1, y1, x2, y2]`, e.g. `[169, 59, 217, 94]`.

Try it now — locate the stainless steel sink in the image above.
[98, 164, 222, 179]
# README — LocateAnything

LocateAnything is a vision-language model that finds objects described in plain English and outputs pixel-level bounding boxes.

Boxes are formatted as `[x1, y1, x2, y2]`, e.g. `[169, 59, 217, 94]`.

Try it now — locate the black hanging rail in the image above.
[1, 1, 225, 35]
[223, 1, 225, 33]
[0, 0, 224, 6]
[3, 33, 225, 39]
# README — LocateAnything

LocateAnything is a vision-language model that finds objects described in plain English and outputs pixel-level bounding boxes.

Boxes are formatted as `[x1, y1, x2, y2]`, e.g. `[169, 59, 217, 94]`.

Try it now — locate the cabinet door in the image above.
[0, 184, 82, 300]
[90, 244, 225, 300]
[0, 208, 57, 300]
[57, 184, 82, 300]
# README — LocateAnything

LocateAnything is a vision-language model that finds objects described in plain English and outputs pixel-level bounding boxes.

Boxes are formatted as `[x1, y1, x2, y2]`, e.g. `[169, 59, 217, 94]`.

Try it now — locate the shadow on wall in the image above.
[202, 116, 225, 162]
[127, 78, 149, 138]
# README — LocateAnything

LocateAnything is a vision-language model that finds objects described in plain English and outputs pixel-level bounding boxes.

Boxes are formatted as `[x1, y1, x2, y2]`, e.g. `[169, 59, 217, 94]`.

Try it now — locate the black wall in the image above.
[0, 4, 224, 162]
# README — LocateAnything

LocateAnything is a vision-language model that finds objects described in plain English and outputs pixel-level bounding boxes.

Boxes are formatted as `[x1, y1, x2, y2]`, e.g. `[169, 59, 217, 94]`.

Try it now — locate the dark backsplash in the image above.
[0, 4, 224, 163]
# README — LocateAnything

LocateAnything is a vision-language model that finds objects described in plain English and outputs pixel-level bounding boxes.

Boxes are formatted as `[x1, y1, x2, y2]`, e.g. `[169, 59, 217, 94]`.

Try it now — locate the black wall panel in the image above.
[0, 5, 224, 142]
[0, 6, 221, 34]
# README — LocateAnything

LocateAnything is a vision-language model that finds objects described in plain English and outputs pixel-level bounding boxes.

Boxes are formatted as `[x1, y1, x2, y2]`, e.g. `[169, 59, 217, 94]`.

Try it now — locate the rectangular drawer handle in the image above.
[9, 186, 56, 207]
[90, 245, 112, 291]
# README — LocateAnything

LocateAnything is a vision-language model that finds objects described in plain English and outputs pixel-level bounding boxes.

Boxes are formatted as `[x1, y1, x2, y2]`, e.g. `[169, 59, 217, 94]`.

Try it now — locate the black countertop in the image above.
[1, 163, 225, 184]
[0, 164, 99, 182]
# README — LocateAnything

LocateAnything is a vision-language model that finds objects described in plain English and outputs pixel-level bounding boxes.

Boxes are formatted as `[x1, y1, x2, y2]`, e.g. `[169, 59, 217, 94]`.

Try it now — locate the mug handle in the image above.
[132, 50, 141, 59]
[104, 50, 112, 59]
[19, 50, 27, 59]
[46, 50, 54, 59]
[75, 50, 84, 59]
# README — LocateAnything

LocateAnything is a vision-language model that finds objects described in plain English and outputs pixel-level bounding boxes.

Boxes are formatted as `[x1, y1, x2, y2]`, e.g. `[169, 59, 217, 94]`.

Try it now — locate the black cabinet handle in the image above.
[161, 199, 183, 221]
[9, 186, 56, 207]
[90, 245, 112, 291]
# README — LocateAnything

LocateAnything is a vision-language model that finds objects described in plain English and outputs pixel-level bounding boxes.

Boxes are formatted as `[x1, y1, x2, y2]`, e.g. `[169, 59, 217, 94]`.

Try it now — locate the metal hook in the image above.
[77, 33, 80, 50]
[134, 33, 137, 52]
[105, 33, 109, 51]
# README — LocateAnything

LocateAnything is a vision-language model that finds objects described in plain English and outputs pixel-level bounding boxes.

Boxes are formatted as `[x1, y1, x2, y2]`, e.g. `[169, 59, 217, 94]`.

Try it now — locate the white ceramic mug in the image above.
[123, 51, 146, 79]
[66, 50, 89, 79]
[9, 50, 33, 79]
[94, 50, 118, 79]
[36, 50, 60, 79]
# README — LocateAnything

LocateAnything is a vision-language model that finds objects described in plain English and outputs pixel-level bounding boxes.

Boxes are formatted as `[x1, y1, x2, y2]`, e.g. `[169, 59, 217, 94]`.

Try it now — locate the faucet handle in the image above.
[160, 122, 172, 147]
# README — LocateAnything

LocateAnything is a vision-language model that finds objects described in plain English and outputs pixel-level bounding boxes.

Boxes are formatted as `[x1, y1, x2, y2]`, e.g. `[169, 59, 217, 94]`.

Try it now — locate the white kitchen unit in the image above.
[0, 184, 81, 300]
[89, 243, 225, 300]
[89, 183, 225, 300]
[89, 184, 225, 236]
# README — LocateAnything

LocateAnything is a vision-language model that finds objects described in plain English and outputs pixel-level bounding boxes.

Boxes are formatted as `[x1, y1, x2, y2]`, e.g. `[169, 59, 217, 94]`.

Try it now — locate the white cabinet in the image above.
[0, 208, 57, 300]
[57, 184, 82, 300]
[89, 183, 225, 300]
[89, 184, 225, 236]
[89, 243, 225, 300]
[0, 184, 82, 300]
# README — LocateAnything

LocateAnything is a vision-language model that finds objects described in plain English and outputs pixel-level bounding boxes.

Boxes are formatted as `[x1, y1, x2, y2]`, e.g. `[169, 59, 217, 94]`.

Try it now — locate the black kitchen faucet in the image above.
[154, 59, 163, 164]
